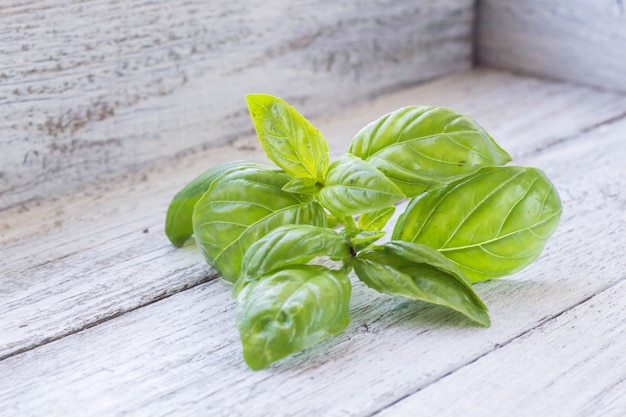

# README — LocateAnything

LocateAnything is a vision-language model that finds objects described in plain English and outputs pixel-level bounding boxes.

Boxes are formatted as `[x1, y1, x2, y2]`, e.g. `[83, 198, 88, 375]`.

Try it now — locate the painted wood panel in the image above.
[477, 0, 626, 93]
[377, 279, 626, 417]
[1, 71, 626, 416]
[0, 0, 473, 210]
[3, 70, 626, 361]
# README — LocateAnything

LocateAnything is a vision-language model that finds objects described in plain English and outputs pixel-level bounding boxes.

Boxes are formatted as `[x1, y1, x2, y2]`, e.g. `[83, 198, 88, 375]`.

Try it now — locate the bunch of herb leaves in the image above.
[166, 95, 562, 370]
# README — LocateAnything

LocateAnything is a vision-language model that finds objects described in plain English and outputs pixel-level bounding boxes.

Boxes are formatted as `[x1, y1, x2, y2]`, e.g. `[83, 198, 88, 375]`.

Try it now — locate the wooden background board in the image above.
[2, 70, 626, 416]
[477, 0, 626, 93]
[0, 0, 473, 210]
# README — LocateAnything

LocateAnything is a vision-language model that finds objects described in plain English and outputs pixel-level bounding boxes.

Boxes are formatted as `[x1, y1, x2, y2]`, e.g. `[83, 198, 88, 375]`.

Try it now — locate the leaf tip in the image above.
[245, 93, 280, 109]
[165, 202, 193, 247]
[167, 236, 187, 248]
[242, 350, 270, 371]
[475, 310, 491, 328]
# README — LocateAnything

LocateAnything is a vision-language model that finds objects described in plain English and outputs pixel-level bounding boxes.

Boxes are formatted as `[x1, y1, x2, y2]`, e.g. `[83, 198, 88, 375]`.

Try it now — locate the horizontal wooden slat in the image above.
[376, 279, 626, 417]
[0, 0, 473, 210]
[477, 0, 626, 93]
[2, 69, 626, 360]
[1, 72, 626, 416]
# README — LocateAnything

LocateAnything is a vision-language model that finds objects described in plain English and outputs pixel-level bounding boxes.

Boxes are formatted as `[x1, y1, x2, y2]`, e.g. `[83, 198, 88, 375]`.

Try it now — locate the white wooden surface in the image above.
[377, 280, 626, 417]
[477, 0, 626, 93]
[0, 0, 473, 210]
[2, 69, 626, 416]
[3, 69, 626, 360]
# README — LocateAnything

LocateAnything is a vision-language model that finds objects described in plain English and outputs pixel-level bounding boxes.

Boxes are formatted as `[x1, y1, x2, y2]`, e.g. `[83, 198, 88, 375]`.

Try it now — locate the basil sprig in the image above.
[166, 94, 562, 369]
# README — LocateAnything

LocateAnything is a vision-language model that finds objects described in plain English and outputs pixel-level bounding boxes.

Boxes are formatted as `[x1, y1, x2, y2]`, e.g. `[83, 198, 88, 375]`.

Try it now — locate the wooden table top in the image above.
[2, 69, 625, 416]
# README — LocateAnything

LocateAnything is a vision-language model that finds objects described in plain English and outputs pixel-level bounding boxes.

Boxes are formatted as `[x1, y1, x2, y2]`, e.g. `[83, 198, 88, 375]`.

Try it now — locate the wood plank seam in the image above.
[0, 269, 220, 362]
[366, 274, 626, 417]
[470, 0, 481, 66]
[518, 110, 626, 158]
[476, 0, 626, 94]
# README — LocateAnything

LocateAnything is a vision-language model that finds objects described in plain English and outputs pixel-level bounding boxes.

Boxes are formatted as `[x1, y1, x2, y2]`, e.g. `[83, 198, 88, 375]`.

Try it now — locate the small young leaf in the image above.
[316, 153, 330, 183]
[350, 231, 385, 253]
[282, 177, 321, 195]
[165, 161, 266, 247]
[358, 206, 396, 232]
[353, 241, 490, 326]
[246, 94, 329, 181]
[325, 212, 340, 229]
[235, 225, 351, 295]
[192, 166, 325, 282]
[319, 155, 405, 217]
[236, 265, 351, 370]
[393, 166, 562, 282]
[349, 106, 512, 196]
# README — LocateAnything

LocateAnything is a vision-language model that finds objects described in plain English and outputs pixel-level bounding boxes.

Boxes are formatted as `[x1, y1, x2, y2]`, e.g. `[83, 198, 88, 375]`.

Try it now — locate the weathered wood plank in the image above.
[376, 280, 626, 417]
[477, 0, 626, 93]
[1, 76, 625, 416]
[0, 0, 473, 210]
[3, 70, 626, 361]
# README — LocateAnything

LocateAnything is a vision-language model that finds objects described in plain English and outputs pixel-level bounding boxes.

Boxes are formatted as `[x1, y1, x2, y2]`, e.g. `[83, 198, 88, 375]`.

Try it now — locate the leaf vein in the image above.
[408, 170, 493, 243]
[440, 171, 525, 248]
[367, 130, 486, 161]
[495, 176, 540, 236]
[439, 210, 561, 252]
[213, 203, 314, 263]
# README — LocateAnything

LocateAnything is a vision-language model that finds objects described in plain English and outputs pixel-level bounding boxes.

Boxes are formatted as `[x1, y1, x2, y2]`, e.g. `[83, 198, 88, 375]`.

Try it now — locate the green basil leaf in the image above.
[325, 212, 340, 229]
[316, 153, 330, 183]
[165, 161, 267, 247]
[358, 206, 396, 232]
[236, 265, 351, 370]
[348, 106, 512, 196]
[350, 231, 385, 253]
[235, 225, 350, 295]
[319, 155, 405, 217]
[354, 241, 490, 326]
[282, 177, 322, 195]
[393, 166, 562, 282]
[192, 166, 325, 282]
[246, 94, 329, 181]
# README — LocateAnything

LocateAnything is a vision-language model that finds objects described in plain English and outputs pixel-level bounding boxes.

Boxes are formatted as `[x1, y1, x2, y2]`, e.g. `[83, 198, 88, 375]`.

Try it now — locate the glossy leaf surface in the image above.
[319, 155, 405, 217]
[282, 177, 321, 195]
[349, 106, 512, 196]
[354, 241, 490, 326]
[193, 166, 325, 282]
[165, 161, 266, 247]
[235, 225, 350, 295]
[350, 231, 386, 253]
[393, 166, 562, 282]
[246, 94, 329, 181]
[236, 265, 351, 370]
[358, 206, 396, 232]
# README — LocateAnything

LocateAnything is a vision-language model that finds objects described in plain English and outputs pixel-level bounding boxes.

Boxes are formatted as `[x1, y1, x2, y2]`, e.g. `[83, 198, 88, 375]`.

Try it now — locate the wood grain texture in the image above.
[1, 71, 626, 416]
[377, 280, 626, 417]
[477, 0, 626, 93]
[0, 0, 473, 210]
[3, 69, 626, 361]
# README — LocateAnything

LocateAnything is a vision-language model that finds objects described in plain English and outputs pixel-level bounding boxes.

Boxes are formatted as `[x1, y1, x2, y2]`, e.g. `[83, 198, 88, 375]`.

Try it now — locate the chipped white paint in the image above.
[1, 70, 626, 416]
[0, 0, 473, 210]
[477, 0, 626, 93]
